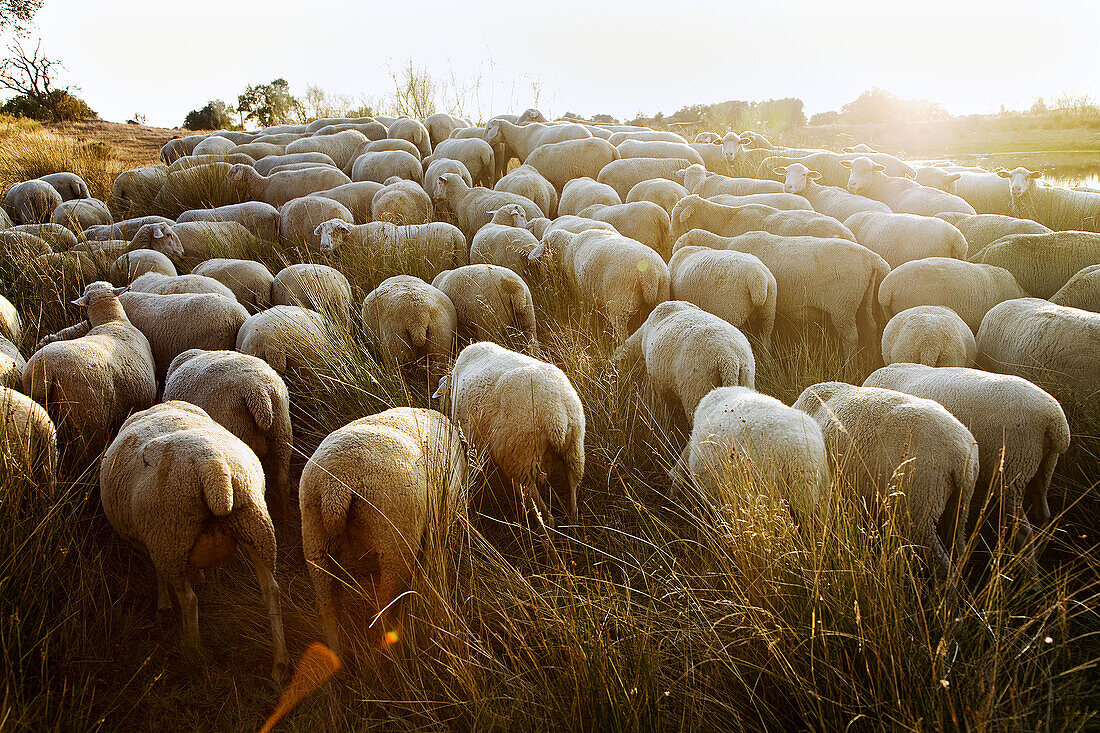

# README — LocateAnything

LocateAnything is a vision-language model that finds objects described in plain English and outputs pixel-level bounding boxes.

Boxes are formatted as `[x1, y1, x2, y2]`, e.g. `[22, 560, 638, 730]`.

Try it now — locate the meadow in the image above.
[0, 116, 1097, 732]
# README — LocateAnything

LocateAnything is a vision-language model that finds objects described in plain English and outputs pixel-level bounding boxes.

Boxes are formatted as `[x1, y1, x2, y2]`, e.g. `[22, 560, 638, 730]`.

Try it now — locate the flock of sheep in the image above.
[0, 107, 1097, 680]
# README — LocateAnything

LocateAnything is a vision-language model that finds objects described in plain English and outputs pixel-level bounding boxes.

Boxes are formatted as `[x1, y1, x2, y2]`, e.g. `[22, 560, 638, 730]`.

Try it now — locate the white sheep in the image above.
[615, 300, 755, 425]
[935, 212, 1051, 258]
[597, 157, 692, 200]
[24, 281, 156, 461]
[278, 195, 354, 250]
[672, 229, 888, 352]
[763, 150, 917, 188]
[190, 258, 275, 312]
[129, 271, 237, 299]
[129, 221, 257, 272]
[427, 138, 496, 187]
[100, 400, 287, 679]
[608, 130, 687, 145]
[425, 112, 472, 146]
[38, 172, 90, 201]
[284, 129, 370, 170]
[349, 150, 424, 185]
[793, 381, 979, 573]
[236, 305, 332, 373]
[387, 117, 433, 158]
[0, 386, 57, 497]
[971, 231, 1100, 299]
[667, 245, 777, 342]
[999, 166, 1100, 231]
[176, 201, 281, 242]
[578, 201, 672, 260]
[0, 292, 21, 345]
[85, 215, 175, 242]
[670, 386, 828, 519]
[671, 195, 855, 243]
[191, 135, 236, 156]
[112, 165, 168, 215]
[864, 363, 1069, 559]
[299, 406, 466, 657]
[470, 204, 541, 277]
[270, 263, 352, 315]
[228, 163, 352, 209]
[485, 119, 592, 162]
[878, 257, 1028, 333]
[424, 158, 472, 212]
[843, 156, 976, 216]
[679, 163, 782, 198]
[773, 161, 892, 220]
[616, 139, 704, 167]
[431, 264, 538, 345]
[626, 178, 689, 218]
[706, 191, 814, 212]
[437, 173, 544, 240]
[524, 138, 620, 193]
[881, 306, 976, 368]
[433, 341, 584, 528]
[371, 177, 433, 225]
[254, 152, 338, 176]
[164, 349, 293, 507]
[5, 180, 62, 224]
[362, 275, 457, 366]
[0, 335, 24, 389]
[13, 222, 78, 249]
[558, 177, 622, 217]
[843, 211, 968, 268]
[495, 164, 558, 218]
[1050, 264, 1100, 311]
[313, 181, 383, 224]
[977, 298, 1100, 405]
[109, 249, 178, 285]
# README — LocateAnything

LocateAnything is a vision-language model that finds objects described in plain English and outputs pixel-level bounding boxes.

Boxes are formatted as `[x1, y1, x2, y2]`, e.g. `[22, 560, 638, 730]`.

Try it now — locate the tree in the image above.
[390, 61, 436, 119]
[840, 87, 948, 125]
[0, 40, 93, 121]
[183, 99, 236, 130]
[0, 0, 43, 37]
[236, 78, 303, 128]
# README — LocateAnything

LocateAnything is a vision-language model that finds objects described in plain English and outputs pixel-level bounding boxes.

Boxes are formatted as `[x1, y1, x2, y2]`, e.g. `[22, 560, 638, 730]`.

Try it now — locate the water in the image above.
[941, 151, 1100, 190]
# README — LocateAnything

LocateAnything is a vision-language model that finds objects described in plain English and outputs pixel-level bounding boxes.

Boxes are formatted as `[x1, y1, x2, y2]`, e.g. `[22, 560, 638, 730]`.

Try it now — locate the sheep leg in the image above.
[156, 571, 172, 614]
[247, 546, 289, 681]
[1024, 452, 1056, 529]
[922, 522, 953, 581]
[172, 577, 201, 651]
[312, 573, 344, 661]
[521, 482, 554, 532]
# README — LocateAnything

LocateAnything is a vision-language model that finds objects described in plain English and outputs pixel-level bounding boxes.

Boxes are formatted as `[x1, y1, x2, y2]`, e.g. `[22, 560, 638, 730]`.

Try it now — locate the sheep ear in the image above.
[842, 147, 855, 153]
[839, 160, 852, 169]
[772, 166, 787, 176]
[431, 373, 449, 399]
[997, 170, 1011, 178]
[874, 164, 887, 172]
[112, 285, 129, 296]
[807, 170, 821, 180]
[152, 226, 164, 238]
[946, 173, 961, 184]
[738, 136, 753, 146]
[71, 295, 89, 306]
[1030, 171, 1042, 179]
[677, 202, 695, 223]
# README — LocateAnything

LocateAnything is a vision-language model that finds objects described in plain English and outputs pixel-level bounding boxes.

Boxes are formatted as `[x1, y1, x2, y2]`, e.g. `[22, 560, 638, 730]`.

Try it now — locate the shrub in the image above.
[0, 89, 95, 122]
[182, 99, 236, 131]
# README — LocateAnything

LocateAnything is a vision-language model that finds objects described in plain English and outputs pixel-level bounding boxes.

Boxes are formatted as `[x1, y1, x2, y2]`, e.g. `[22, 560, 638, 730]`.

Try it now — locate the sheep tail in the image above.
[200, 454, 235, 517]
[245, 384, 275, 432]
[716, 355, 749, 388]
[749, 270, 770, 308]
[407, 324, 428, 350]
[638, 269, 660, 310]
[319, 479, 354, 537]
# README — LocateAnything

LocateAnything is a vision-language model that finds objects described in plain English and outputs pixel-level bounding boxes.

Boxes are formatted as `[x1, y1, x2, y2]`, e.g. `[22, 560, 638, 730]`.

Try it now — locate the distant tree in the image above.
[809, 110, 840, 126]
[591, 113, 619, 124]
[840, 87, 948, 124]
[237, 78, 303, 128]
[183, 99, 236, 130]
[0, 0, 43, 37]
[0, 40, 93, 121]
[390, 61, 435, 119]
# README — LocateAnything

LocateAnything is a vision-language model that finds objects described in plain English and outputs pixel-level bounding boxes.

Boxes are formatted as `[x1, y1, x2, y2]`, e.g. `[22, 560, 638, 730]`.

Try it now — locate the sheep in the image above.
[0, 230, 51, 262]
[670, 386, 828, 518]
[12, 223, 78, 249]
[85, 215, 175, 242]
[667, 245, 777, 342]
[936, 211, 1049, 255]
[485, 119, 592, 163]
[164, 349, 293, 507]
[437, 173, 544, 240]
[672, 229, 888, 351]
[714, 132, 799, 177]
[37, 172, 90, 201]
[469, 204, 541, 276]
[228, 163, 352, 209]
[536, 215, 617, 239]
[129, 271, 237, 299]
[616, 139, 704, 167]
[607, 130, 686, 145]
[977, 298, 1100, 406]
[763, 150, 917, 188]
[114, 291, 250, 383]
[253, 152, 338, 176]
[864, 363, 1069, 559]
[236, 305, 332, 373]
[425, 112, 471, 147]
[690, 140, 726, 171]
[278, 195, 354, 250]
[881, 306, 975, 368]
[671, 195, 855, 243]
[431, 264, 538, 345]
[0, 292, 19, 344]
[363, 138, 422, 158]
[999, 166, 1100, 231]
[614, 300, 755, 425]
[773, 161, 891, 220]
[626, 178, 688, 218]
[971, 231, 1100, 298]
[109, 249, 177, 284]
[314, 220, 467, 275]
[371, 177, 433, 225]
[495, 164, 558, 218]
[230, 142, 287, 161]
[5, 180, 63, 224]
[793, 382, 978, 573]
[387, 117, 432, 158]
[191, 135, 236, 156]
[99, 400, 287, 679]
[312, 181, 383, 224]
[110, 165, 165, 215]
[424, 158, 472, 211]
[270, 263, 352, 315]
[129, 221, 257, 272]
[313, 121, 387, 140]
[706, 191, 813, 212]
[433, 340, 584, 528]
[0, 336, 25, 389]
[558, 177, 621, 217]
[160, 134, 208, 164]
[190, 258, 275, 312]
[284, 129, 369, 170]
[679, 164, 783, 197]
[51, 198, 112, 231]
[843, 211, 968, 268]
[306, 116, 377, 134]
[597, 157, 692, 200]
[348, 150, 424, 185]
[176, 201, 281, 242]
[24, 281, 156, 461]
[578, 201, 672, 259]
[529, 228, 669, 339]
[299, 406, 466, 657]
[524, 138, 620, 193]
[843, 156, 977, 216]
[167, 153, 258, 174]
[914, 166, 963, 193]
[0, 386, 56, 496]
[427, 138, 496, 187]
[361, 275, 457, 367]
[878, 258, 1027, 333]
[1050, 264, 1100, 311]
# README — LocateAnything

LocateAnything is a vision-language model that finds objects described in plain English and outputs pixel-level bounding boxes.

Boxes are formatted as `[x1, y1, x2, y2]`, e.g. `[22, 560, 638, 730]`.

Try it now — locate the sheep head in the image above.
[842, 156, 885, 194]
[777, 163, 820, 194]
[484, 119, 505, 145]
[431, 372, 450, 399]
[998, 167, 1042, 198]
[314, 219, 353, 254]
[719, 132, 755, 163]
[489, 204, 527, 228]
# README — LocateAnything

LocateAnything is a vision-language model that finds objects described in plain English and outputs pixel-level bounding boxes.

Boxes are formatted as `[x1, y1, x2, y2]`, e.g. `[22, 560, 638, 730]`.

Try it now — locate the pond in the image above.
[941, 151, 1100, 190]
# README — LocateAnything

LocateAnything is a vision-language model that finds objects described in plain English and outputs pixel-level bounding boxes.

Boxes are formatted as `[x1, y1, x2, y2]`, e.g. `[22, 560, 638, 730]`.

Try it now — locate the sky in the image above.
[23, 0, 1100, 128]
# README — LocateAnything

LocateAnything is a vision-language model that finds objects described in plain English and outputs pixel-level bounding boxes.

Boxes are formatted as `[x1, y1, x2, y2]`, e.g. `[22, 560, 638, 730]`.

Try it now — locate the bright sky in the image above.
[26, 0, 1100, 128]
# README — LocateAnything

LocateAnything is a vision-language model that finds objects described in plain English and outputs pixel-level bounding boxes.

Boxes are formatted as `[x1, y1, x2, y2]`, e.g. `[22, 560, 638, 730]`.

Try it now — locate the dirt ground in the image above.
[45, 119, 187, 167]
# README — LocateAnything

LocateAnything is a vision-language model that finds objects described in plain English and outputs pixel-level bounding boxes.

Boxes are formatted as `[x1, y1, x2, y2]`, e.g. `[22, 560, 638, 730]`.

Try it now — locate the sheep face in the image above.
[72, 281, 127, 307]
[842, 156, 885, 194]
[314, 219, 352, 253]
[695, 132, 721, 144]
[998, 166, 1042, 198]
[777, 163, 820, 194]
[720, 132, 754, 163]
[518, 108, 546, 124]
[149, 224, 186, 260]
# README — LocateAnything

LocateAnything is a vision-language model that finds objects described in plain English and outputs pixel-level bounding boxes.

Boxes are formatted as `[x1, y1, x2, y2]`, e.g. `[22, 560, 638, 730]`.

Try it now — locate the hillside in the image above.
[45, 119, 183, 167]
